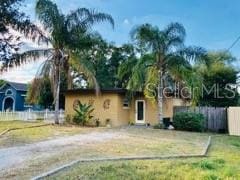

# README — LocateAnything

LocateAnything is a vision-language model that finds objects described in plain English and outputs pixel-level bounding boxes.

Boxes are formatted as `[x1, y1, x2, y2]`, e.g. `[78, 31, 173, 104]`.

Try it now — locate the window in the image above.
[5, 89, 13, 95]
[123, 98, 130, 109]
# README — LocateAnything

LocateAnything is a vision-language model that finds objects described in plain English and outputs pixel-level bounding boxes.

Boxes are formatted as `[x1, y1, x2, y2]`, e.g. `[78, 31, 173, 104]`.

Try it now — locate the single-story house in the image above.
[65, 88, 189, 127]
[0, 81, 28, 111]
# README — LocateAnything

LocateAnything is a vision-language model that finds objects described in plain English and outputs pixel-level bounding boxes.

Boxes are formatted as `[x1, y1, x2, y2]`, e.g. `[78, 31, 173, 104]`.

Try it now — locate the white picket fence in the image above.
[0, 109, 65, 122]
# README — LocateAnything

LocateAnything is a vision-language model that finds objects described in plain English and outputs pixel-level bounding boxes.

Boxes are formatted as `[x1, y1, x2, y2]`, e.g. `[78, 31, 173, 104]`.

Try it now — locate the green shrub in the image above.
[173, 112, 205, 132]
[73, 102, 94, 126]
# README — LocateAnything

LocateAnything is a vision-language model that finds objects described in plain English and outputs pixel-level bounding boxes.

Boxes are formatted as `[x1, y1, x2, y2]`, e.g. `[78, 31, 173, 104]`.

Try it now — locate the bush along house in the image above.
[65, 88, 189, 127]
[0, 81, 28, 111]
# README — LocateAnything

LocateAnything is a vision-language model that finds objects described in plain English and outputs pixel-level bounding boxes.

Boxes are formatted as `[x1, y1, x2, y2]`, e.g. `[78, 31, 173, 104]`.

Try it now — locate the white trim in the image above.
[2, 96, 15, 112]
[135, 100, 145, 124]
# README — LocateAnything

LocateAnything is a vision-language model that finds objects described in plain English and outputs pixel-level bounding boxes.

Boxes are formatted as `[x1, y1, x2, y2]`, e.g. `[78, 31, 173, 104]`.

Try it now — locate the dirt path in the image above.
[0, 131, 121, 171]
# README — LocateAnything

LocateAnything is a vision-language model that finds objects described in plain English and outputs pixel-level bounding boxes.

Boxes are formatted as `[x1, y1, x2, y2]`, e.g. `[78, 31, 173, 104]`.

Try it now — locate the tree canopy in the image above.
[0, 0, 46, 66]
[197, 51, 239, 107]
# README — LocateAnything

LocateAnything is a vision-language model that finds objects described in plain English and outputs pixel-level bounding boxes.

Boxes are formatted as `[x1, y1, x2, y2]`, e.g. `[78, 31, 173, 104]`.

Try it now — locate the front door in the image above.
[135, 100, 145, 124]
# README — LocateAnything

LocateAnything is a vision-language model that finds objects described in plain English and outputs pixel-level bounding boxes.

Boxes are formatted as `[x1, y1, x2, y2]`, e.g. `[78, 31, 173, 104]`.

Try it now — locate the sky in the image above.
[2, 0, 240, 83]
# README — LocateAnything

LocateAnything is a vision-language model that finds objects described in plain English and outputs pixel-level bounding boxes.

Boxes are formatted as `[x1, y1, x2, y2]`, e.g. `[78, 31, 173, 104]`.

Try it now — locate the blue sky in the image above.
[2, 0, 240, 82]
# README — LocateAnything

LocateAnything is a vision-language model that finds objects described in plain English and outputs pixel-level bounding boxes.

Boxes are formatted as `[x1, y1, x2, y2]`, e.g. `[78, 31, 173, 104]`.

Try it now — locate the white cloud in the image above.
[1, 58, 46, 83]
[1, 28, 50, 83]
[123, 19, 130, 25]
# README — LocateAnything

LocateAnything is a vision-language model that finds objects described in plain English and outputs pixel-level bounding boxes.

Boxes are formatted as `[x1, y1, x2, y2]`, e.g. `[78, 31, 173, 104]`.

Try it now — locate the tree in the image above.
[0, 0, 46, 65]
[26, 78, 54, 109]
[121, 23, 206, 124]
[9, 0, 114, 124]
[197, 51, 239, 107]
[75, 35, 137, 88]
[93, 43, 137, 88]
[0, 80, 5, 87]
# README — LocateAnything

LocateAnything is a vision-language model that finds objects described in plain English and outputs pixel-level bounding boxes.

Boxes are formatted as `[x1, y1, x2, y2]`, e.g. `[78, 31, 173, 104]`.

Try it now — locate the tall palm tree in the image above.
[121, 23, 206, 124]
[7, 0, 114, 124]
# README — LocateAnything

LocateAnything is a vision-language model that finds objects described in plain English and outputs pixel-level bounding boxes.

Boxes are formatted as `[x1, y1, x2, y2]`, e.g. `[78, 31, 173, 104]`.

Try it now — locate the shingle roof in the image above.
[6, 81, 27, 91]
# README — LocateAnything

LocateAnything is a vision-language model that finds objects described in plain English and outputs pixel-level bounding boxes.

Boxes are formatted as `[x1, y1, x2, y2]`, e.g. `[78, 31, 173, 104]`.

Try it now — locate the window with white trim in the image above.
[123, 98, 130, 109]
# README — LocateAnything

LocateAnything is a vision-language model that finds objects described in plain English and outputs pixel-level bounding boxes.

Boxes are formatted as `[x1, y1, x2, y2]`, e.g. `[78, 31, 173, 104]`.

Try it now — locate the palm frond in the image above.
[36, 54, 54, 77]
[144, 66, 159, 101]
[35, 0, 62, 32]
[117, 57, 137, 81]
[177, 46, 207, 63]
[130, 24, 160, 51]
[25, 78, 43, 104]
[0, 48, 52, 71]
[70, 52, 100, 93]
[66, 8, 114, 31]
[164, 23, 186, 42]
[126, 55, 153, 91]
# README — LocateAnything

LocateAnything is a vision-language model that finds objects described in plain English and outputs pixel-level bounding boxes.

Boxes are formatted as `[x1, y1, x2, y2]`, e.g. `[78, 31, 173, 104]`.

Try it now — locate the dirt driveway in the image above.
[0, 131, 123, 170]
[0, 127, 208, 179]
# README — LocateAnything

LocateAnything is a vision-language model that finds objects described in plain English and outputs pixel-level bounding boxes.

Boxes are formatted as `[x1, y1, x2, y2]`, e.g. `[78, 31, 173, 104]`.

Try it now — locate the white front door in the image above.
[135, 100, 145, 124]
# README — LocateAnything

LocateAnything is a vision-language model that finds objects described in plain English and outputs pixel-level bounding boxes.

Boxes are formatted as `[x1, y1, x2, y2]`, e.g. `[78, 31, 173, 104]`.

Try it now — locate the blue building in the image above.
[0, 82, 28, 111]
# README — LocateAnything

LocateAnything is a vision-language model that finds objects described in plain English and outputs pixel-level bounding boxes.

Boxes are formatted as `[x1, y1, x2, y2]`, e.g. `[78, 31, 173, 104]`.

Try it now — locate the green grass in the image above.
[46, 135, 240, 180]
[0, 126, 239, 179]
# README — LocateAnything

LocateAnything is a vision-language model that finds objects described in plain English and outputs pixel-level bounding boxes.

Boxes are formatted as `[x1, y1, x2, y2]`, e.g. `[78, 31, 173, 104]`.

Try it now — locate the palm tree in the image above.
[120, 23, 206, 124]
[7, 0, 114, 124]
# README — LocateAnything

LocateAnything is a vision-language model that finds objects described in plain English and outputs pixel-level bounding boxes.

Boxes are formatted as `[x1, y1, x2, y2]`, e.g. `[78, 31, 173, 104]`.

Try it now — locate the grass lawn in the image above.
[0, 127, 209, 179]
[46, 133, 240, 180]
[0, 120, 47, 132]
[0, 121, 96, 148]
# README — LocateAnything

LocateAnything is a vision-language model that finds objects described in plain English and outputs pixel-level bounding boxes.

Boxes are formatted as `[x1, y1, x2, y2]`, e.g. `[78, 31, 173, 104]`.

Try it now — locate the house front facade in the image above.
[65, 89, 189, 127]
[0, 82, 28, 111]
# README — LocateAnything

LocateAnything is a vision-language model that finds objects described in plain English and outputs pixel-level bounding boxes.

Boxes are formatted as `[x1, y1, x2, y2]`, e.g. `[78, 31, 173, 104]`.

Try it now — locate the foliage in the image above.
[127, 23, 206, 101]
[76, 36, 137, 89]
[0, 80, 5, 87]
[73, 102, 94, 126]
[119, 23, 206, 124]
[173, 112, 205, 132]
[0, 0, 46, 66]
[4, 0, 114, 123]
[197, 51, 239, 107]
[26, 77, 54, 109]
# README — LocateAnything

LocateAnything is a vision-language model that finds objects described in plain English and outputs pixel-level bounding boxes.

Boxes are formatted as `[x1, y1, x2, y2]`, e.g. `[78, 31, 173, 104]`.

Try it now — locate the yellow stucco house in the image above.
[65, 88, 189, 127]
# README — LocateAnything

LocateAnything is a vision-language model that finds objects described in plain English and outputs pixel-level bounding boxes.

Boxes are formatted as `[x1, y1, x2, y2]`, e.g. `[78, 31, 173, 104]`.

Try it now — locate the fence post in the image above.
[60, 109, 64, 123]
[44, 109, 48, 121]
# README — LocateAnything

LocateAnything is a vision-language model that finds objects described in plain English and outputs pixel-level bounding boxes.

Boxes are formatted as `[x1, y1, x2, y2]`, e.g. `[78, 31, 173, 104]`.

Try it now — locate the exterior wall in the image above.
[116, 94, 130, 126]
[65, 93, 129, 127]
[163, 98, 189, 118]
[128, 96, 158, 125]
[0, 84, 27, 112]
[65, 92, 188, 127]
[15, 91, 27, 111]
